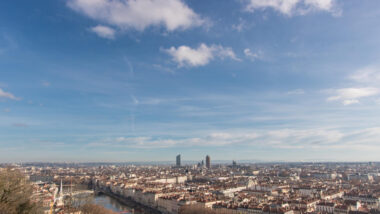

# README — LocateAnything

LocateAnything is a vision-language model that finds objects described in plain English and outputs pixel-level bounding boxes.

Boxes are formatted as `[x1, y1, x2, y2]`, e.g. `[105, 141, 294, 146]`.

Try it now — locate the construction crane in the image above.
[49, 201, 54, 214]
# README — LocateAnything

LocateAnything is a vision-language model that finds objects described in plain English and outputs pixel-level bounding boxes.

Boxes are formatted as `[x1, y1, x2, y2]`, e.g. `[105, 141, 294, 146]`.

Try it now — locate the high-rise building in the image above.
[176, 154, 181, 167]
[206, 155, 211, 169]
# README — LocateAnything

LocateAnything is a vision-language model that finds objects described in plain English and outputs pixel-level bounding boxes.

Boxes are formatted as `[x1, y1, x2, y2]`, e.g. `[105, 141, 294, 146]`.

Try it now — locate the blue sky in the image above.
[1, 0, 380, 162]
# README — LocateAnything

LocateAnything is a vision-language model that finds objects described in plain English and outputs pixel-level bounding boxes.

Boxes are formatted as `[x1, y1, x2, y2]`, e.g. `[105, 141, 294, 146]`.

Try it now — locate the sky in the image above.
[1, 0, 380, 163]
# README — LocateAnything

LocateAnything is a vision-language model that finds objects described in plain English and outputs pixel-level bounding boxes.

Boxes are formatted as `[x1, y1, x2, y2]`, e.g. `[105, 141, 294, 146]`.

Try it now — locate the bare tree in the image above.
[0, 168, 42, 214]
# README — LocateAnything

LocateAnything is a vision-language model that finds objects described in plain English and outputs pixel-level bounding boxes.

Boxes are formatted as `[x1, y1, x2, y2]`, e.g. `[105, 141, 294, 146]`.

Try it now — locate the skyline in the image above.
[1, 0, 380, 162]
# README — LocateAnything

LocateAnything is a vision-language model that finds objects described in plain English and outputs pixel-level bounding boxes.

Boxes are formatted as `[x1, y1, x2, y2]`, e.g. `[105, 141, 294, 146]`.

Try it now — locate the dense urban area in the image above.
[1, 157, 379, 214]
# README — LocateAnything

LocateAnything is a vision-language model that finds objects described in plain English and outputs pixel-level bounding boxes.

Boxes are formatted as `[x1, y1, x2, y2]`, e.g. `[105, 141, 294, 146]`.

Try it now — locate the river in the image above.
[93, 194, 134, 213]
[72, 184, 157, 213]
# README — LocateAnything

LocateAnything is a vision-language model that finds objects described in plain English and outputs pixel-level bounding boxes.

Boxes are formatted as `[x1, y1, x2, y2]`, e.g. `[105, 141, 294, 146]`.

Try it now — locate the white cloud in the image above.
[217, 47, 241, 61]
[346, 127, 380, 146]
[342, 99, 359, 106]
[68, 0, 204, 31]
[245, 0, 340, 16]
[232, 21, 245, 32]
[264, 128, 343, 147]
[326, 66, 380, 106]
[244, 48, 263, 61]
[90, 25, 116, 39]
[164, 43, 239, 67]
[165, 44, 213, 67]
[349, 66, 380, 84]
[327, 87, 380, 105]
[232, 18, 252, 32]
[0, 88, 19, 100]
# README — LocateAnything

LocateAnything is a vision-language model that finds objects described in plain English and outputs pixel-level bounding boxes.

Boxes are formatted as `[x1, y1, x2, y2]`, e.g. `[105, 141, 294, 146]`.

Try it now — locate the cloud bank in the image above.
[87, 127, 380, 150]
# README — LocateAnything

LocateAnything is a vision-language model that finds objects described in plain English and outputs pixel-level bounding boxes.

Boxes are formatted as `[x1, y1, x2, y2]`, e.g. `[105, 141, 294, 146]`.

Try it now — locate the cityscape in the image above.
[1, 0, 380, 213]
[1, 159, 380, 214]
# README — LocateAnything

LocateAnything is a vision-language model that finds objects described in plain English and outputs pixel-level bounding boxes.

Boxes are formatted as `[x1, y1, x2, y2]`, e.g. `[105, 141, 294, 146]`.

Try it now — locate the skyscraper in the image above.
[206, 155, 211, 169]
[176, 154, 181, 167]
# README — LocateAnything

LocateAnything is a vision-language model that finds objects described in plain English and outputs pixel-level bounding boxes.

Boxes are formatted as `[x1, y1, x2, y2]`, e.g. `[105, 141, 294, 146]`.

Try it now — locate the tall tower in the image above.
[206, 155, 211, 169]
[176, 154, 181, 167]
[57, 179, 64, 207]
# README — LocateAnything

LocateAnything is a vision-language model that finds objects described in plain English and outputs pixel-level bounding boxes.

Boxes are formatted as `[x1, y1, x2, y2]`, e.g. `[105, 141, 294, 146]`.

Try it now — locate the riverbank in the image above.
[94, 191, 162, 214]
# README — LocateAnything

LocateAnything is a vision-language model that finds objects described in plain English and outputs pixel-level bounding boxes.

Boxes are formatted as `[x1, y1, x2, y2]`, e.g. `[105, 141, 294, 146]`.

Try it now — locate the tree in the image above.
[0, 168, 42, 214]
[0, 168, 118, 214]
